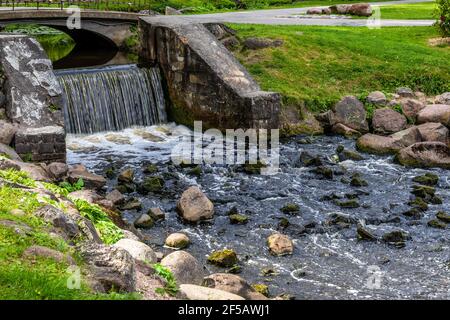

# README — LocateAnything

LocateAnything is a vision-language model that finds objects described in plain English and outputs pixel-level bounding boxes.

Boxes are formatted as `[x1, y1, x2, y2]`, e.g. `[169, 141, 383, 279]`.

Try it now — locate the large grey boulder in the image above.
[348, 3, 373, 16]
[332, 96, 369, 133]
[160, 250, 205, 285]
[397, 142, 450, 169]
[416, 122, 448, 144]
[399, 99, 425, 121]
[0, 120, 17, 145]
[367, 91, 387, 105]
[0, 35, 63, 128]
[356, 127, 422, 155]
[417, 104, 450, 126]
[435, 92, 450, 105]
[44, 162, 68, 181]
[372, 108, 407, 134]
[113, 238, 157, 263]
[177, 186, 214, 222]
[34, 205, 80, 240]
[79, 242, 136, 293]
[203, 273, 268, 300]
[0, 143, 21, 161]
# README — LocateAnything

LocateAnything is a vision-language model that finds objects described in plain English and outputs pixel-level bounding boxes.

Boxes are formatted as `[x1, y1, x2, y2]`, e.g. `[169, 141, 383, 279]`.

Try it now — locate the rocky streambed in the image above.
[66, 123, 450, 300]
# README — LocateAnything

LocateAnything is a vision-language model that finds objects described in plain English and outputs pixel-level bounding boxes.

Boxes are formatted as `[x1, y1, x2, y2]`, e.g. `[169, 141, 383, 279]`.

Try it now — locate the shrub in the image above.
[435, 0, 450, 37]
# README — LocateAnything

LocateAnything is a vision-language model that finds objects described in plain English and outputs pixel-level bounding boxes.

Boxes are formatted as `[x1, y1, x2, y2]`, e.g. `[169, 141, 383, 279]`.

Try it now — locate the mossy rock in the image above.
[411, 185, 435, 199]
[408, 197, 428, 211]
[225, 264, 242, 274]
[350, 176, 368, 187]
[105, 167, 116, 179]
[143, 164, 158, 174]
[335, 199, 360, 208]
[115, 183, 135, 194]
[252, 284, 269, 297]
[142, 176, 164, 193]
[428, 219, 446, 229]
[207, 249, 238, 268]
[243, 161, 267, 174]
[229, 213, 249, 224]
[188, 165, 202, 176]
[313, 166, 333, 180]
[402, 208, 423, 219]
[436, 211, 450, 223]
[280, 203, 300, 215]
[278, 217, 290, 229]
[412, 173, 439, 186]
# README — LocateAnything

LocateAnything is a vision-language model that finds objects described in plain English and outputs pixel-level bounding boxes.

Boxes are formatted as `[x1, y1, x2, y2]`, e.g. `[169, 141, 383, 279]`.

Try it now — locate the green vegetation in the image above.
[59, 178, 85, 194]
[71, 199, 123, 245]
[230, 25, 450, 112]
[2, 24, 75, 62]
[353, 2, 438, 20]
[153, 263, 179, 296]
[0, 185, 136, 300]
[436, 0, 450, 36]
[0, 168, 38, 187]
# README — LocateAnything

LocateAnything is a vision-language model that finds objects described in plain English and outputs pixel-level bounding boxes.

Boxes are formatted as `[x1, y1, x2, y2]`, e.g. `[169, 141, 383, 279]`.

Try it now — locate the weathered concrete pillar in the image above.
[139, 17, 280, 130]
[0, 34, 66, 163]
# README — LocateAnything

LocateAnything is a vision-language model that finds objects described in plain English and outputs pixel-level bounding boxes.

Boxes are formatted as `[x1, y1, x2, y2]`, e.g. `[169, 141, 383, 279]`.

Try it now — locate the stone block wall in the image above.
[0, 34, 66, 163]
[139, 16, 280, 130]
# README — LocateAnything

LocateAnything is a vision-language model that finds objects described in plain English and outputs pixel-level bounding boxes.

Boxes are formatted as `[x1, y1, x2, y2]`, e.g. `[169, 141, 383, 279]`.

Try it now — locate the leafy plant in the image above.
[0, 169, 37, 187]
[59, 178, 84, 193]
[70, 198, 123, 245]
[152, 263, 179, 296]
[435, 0, 450, 37]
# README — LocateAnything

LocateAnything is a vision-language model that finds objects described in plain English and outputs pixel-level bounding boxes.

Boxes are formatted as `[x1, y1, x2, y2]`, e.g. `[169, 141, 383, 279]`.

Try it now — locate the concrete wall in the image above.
[0, 34, 66, 163]
[139, 16, 280, 130]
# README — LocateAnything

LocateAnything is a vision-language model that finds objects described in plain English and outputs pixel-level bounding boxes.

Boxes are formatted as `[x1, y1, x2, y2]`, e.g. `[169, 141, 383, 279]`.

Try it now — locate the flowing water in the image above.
[66, 124, 450, 300]
[60, 64, 450, 300]
[56, 65, 166, 134]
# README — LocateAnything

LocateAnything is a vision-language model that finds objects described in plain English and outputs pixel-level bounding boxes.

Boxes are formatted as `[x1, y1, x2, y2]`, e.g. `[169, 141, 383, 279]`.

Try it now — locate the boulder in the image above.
[105, 189, 125, 206]
[0, 143, 21, 161]
[34, 205, 80, 239]
[356, 127, 422, 155]
[397, 142, 450, 169]
[322, 7, 331, 14]
[17, 162, 52, 181]
[332, 96, 369, 132]
[147, 207, 166, 221]
[179, 284, 244, 300]
[416, 122, 448, 144]
[134, 213, 154, 228]
[435, 92, 450, 105]
[307, 8, 323, 14]
[329, 4, 350, 14]
[23, 245, 76, 265]
[366, 91, 387, 105]
[165, 233, 190, 249]
[208, 249, 238, 267]
[396, 87, 414, 98]
[331, 123, 361, 138]
[372, 108, 407, 134]
[417, 104, 450, 126]
[243, 37, 283, 50]
[113, 238, 157, 263]
[0, 120, 17, 145]
[177, 186, 214, 222]
[399, 99, 425, 121]
[79, 242, 136, 292]
[267, 233, 294, 256]
[160, 251, 205, 285]
[348, 3, 373, 16]
[118, 168, 134, 184]
[68, 164, 106, 189]
[69, 190, 102, 204]
[44, 162, 68, 180]
[202, 273, 268, 300]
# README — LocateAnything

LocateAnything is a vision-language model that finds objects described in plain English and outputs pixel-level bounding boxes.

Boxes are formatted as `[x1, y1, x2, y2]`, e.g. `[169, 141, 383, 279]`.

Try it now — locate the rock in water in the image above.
[118, 168, 134, 184]
[113, 238, 157, 263]
[267, 233, 294, 256]
[160, 251, 205, 285]
[202, 273, 267, 300]
[68, 164, 106, 189]
[397, 142, 450, 169]
[165, 233, 190, 249]
[177, 186, 214, 222]
[208, 249, 238, 267]
[134, 213, 154, 228]
[356, 127, 422, 155]
[179, 284, 244, 300]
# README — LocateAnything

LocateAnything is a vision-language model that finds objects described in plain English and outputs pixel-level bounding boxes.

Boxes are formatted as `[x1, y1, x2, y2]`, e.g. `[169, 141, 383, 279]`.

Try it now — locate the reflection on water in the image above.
[67, 125, 450, 300]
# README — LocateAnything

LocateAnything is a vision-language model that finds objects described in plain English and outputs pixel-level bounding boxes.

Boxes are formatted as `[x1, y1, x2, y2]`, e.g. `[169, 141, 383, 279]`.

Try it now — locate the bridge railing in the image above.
[0, 0, 154, 12]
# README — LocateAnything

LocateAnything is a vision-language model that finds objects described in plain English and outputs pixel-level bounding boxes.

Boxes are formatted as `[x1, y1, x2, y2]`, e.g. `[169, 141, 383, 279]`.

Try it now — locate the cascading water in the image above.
[56, 64, 167, 134]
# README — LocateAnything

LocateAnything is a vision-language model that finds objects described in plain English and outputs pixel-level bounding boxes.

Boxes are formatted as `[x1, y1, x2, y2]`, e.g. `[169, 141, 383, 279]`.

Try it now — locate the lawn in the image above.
[229, 24, 450, 112]
[377, 2, 437, 20]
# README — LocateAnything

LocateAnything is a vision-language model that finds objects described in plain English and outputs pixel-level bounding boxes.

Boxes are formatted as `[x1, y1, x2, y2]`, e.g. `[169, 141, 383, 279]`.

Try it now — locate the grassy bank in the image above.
[230, 25, 450, 112]
[376, 2, 436, 20]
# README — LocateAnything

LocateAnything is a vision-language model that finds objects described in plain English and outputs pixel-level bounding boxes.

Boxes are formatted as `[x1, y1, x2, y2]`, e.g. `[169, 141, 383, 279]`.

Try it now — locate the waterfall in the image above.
[56, 64, 167, 134]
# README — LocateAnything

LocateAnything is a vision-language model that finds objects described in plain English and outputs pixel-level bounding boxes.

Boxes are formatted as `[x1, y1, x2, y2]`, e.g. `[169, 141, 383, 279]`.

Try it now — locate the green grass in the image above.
[0, 185, 137, 300]
[377, 2, 437, 20]
[230, 25, 450, 112]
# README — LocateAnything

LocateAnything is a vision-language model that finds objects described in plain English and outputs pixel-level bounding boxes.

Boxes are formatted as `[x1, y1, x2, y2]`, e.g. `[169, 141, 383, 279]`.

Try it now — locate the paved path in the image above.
[181, 0, 435, 26]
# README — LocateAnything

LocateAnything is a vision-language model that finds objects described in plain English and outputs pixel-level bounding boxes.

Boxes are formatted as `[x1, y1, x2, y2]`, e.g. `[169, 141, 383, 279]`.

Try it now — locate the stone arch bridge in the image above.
[0, 10, 144, 48]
